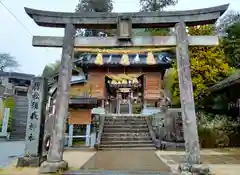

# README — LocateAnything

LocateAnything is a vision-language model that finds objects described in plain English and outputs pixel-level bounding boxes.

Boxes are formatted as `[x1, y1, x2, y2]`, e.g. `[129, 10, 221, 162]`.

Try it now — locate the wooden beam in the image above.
[175, 22, 201, 165]
[32, 36, 219, 48]
[25, 4, 229, 28]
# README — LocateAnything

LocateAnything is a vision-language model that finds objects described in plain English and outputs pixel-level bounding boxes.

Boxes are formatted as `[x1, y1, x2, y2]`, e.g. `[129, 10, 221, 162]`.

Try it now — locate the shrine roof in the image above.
[69, 97, 97, 107]
[48, 76, 86, 96]
[0, 72, 34, 80]
[74, 52, 173, 68]
[205, 70, 240, 93]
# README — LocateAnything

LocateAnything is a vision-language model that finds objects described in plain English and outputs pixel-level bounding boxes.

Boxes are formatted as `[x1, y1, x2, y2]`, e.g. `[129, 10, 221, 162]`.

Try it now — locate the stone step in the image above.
[10, 134, 26, 140]
[13, 110, 28, 113]
[11, 125, 27, 129]
[10, 130, 26, 134]
[104, 121, 147, 125]
[11, 129, 26, 132]
[103, 128, 149, 132]
[104, 115, 145, 118]
[97, 147, 157, 151]
[101, 135, 151, 140]
[11, 128, 26, 131]
[99, 143, 155, 148]
[9, 138, 25, 141]
[105, 117, 146, 121]
[14, 102, 28, 105]
[10, 132, 26, 135]
[10, 129, 26, 133]
[10, 135, 26, 138]
[101, 140, 153, 145]
[102, 132, 150, 137]
[10, 132, 26, 136]
[103, 124, 148, 128]
[11, 126, 27, 130]
[11, 120, 27, 124]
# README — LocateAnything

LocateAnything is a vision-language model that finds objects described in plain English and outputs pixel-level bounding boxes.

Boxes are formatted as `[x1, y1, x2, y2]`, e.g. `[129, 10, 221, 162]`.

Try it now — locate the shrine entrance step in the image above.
[65, 150, 171, 174]
[100, 115, 155, 150]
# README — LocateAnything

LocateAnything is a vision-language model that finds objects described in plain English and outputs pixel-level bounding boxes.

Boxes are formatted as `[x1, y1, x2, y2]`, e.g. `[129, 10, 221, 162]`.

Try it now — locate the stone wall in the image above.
[151, 108, 183, 142]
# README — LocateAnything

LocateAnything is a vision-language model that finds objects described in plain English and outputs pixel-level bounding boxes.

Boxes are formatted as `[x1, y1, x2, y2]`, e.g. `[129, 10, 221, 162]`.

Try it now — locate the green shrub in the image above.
[197, 112, 240, 148]
[132, 104, 141, 114]
[0, 97, 15, 132]
[198, 126, 217, 148]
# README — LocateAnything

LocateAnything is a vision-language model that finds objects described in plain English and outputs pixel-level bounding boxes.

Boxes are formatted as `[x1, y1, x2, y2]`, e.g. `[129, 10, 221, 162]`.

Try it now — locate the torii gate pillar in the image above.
[175, 22, 210, 173]
[40, 23, 75, 173]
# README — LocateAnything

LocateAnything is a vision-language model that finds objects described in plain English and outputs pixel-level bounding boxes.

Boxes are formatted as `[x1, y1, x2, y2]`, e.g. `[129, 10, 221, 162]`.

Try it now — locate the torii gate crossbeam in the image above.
[25, 4, 228, 28]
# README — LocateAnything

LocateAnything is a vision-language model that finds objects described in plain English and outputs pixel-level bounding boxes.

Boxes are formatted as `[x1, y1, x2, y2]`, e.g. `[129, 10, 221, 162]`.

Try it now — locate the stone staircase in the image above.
[10, 96, 28, 140]
[99, 115, 156, 150]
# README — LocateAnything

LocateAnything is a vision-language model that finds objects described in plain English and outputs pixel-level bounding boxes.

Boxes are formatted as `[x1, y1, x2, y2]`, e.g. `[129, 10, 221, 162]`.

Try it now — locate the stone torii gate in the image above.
[24, 4, 228, 174]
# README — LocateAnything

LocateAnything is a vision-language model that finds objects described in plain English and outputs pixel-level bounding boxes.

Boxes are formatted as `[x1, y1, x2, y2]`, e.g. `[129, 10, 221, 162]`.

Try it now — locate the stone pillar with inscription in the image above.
[17, 77, 48, 167]
[175, 22, 210, 174]
[1, 108, 10, 135]
[68, 124, 73, 147]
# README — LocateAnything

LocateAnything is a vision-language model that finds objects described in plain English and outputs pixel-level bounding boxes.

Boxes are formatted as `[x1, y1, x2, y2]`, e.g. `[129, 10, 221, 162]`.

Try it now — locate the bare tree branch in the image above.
[0, 53, 19, 72]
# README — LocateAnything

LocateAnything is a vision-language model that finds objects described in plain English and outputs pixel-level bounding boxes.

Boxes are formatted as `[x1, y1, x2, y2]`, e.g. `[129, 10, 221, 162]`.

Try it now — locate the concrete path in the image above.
[0, 141, 25, 168]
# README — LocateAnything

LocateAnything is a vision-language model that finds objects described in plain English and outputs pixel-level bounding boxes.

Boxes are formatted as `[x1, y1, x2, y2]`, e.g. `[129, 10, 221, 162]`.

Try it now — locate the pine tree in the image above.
[139, 0, 178, 36]
[223, 22, 240, 67]
[140, 0, 178, 12]
[75, 0, 113, 37]
[216, 10, 240, 36]
[42, 60, 61, 78]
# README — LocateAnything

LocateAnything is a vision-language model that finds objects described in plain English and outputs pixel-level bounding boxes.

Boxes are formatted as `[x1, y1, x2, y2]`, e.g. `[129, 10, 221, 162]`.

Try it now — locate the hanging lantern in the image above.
[122, 79, 127, 84]
[146, 52, 156, 65]
[134, 54, 140, 63]
[111, 80, 117, 84]
[107, 54, 112, 63]
[95, 53, 103, 65]
[133, 78, 138, 84]
[120, 54, 130, 66]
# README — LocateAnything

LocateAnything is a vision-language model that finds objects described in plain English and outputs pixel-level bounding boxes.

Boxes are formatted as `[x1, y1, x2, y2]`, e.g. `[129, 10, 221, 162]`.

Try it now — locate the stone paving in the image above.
[156, 149, 240, 175]
[1, 145, 240, 175]
[0, 141, 25, 168]
[0, 150, 96, 175]
[80, 150, 170, 173]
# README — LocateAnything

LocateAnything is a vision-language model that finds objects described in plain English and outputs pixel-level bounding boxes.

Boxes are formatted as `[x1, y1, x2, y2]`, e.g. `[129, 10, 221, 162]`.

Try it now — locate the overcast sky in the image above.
[0, 0, 240, 76]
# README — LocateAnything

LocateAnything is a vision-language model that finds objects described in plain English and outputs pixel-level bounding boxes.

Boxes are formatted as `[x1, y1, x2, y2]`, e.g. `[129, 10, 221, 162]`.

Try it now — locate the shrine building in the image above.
[72, 48, 173, 114]
[47, 48, 174, 147]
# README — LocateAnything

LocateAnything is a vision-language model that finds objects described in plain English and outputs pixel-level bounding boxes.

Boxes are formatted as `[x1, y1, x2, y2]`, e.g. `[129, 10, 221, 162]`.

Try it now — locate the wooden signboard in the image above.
[144, 73, 162, 100]
[68, 109, 91, 124]
[69, 83, 91, 97]
[88, 72, 105, 99]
